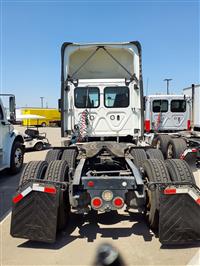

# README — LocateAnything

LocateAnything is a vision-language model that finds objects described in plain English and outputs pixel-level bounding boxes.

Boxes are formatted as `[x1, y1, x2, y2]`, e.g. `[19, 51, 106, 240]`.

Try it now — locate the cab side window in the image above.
[0, 105, 4, 120]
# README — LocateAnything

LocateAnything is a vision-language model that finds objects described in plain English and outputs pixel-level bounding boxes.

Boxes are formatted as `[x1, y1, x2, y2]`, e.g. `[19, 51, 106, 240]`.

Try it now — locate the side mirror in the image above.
[9, 96, 16, 122]
[58, 99, 61, 112]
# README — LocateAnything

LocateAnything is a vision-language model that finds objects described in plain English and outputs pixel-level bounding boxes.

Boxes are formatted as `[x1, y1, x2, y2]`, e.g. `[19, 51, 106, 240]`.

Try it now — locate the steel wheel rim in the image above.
[167, 144, 173, 159]
[14, 148, 23, 168]
[156, 140, 161, 150]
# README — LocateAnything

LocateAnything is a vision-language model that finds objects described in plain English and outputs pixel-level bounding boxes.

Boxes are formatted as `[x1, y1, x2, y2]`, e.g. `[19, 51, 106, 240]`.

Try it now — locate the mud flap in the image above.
[159, 189, 200, 245]
[10, 188, 59, 243]
[183, 151, 197, 168]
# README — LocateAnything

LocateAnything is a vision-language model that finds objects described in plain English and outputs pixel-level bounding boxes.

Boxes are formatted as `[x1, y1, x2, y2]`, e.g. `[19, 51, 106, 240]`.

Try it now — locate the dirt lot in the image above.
[0, 126, 200, 266]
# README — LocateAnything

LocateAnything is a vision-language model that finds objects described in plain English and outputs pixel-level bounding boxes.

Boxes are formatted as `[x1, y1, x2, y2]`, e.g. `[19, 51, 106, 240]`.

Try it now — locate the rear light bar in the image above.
[164, 186, 200, 206]
[13, 184, 57, 204]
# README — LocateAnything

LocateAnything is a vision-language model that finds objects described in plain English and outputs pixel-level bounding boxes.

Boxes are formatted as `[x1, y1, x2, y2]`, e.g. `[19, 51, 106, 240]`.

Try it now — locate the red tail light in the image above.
[87, 181, 94, 187]
[91, 197, 103, 209]
[187, 120, 191, 130]
[113, 197, 124, 208]
[145, 120, 150, 132]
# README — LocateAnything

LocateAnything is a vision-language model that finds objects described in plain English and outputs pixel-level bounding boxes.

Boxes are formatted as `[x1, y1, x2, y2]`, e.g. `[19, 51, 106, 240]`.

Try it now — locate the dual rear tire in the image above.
[143, 158, 195, 231]
[18, 159, 71, 231]
[154, 135, 187, 159]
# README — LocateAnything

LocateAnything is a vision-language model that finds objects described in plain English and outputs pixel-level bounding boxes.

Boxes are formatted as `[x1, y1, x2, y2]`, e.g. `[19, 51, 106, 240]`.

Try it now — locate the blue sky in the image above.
[1, 0, 199, 108]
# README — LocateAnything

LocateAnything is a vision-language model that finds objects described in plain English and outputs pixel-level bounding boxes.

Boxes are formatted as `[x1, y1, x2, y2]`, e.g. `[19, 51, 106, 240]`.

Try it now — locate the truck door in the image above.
[151, 99, 169, 131]
[101, 86, 134, 136]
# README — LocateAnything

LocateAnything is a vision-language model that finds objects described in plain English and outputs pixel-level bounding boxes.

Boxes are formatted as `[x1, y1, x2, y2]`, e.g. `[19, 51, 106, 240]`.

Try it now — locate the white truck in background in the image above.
[145, 84, 200, 164]
[144, 94, 191, 132]
[0, 94, 24, 174]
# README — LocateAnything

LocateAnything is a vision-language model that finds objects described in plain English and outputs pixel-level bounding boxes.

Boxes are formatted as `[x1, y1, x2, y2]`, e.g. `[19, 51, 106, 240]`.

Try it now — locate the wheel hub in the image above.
[14, 148, 23, 168]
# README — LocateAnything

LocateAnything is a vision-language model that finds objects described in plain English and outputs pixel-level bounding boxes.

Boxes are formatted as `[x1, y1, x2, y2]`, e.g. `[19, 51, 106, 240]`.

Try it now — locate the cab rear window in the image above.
[171, 100, 186, 112]
[104, 86, 129, 108]
[74, 87, 100, 108]
[152, 100, 168, 113]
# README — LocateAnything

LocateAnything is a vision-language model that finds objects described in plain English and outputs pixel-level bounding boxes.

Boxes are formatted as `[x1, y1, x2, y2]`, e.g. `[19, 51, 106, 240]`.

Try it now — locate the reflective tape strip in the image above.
[13, 194, 23, 204]
[164, 186, 200, 206]
[180, 148, 197, 159]
[21, 186, 32, 197]
[13, 184, 56, 204]
[196, 198, 200, 205]
[188, 190, 199, 202]
[32, 183, 45, 192]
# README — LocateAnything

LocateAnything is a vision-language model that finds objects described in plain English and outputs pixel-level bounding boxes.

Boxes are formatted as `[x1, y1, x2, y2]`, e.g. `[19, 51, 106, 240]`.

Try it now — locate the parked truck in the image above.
[10, 42, 200, 245]
[144, 94, 191, 132]
[145, 85, 200, 164]
[0, 94, 24, 174]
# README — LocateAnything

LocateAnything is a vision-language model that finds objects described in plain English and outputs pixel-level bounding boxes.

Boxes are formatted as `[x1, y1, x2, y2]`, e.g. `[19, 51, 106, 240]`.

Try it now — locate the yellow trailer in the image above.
[22, 108, 61, 127]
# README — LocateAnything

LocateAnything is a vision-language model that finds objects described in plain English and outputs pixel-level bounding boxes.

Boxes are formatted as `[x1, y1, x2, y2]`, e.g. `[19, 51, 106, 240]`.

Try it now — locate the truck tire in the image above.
[9, 141, 24, 175]
[165, 159, 196, 184]
[154, 135, 171, 158]
[44, 160, 70, 231]
[45, 149, 62, 163]
[34, 142, 44, 151]
[130, 148, 147, 169]
[19, 160, 48, 187]
[146, 149, 164, 161]
[167, 138, 187, 159]
[143, 159, 170, 230]
[61, 149, 77, 169]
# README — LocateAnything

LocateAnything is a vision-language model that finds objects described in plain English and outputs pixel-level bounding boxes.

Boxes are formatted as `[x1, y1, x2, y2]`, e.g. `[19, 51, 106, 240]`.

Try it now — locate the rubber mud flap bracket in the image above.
[10, 189, 60, 243]
[159, 191, 200, 245]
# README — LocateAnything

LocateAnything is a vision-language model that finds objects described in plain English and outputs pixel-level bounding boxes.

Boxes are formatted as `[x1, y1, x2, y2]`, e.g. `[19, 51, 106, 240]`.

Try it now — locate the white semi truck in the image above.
[0, 94, 24, 174]
[144, 94, 191, 132]
[10, 42, 200, 245]
[144, 85, 200, 163]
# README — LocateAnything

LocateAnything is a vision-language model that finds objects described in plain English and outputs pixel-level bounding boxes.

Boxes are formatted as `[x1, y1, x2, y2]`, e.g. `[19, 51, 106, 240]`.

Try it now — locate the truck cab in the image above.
[0, 95, 24, 174]
[60, 42, 143, 143]
[144, 95, 191, 132]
